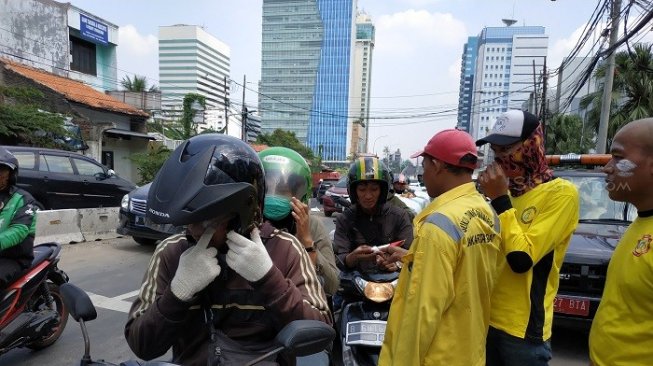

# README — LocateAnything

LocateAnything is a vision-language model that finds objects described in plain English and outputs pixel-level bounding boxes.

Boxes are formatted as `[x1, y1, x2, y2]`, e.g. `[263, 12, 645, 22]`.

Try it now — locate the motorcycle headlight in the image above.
[121, 194, 130, 210]
[355, 277, 395, 303]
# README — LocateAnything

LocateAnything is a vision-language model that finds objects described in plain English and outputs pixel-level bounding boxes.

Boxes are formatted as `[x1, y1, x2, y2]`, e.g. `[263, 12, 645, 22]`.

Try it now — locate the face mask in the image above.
[264, 195, 292, 221]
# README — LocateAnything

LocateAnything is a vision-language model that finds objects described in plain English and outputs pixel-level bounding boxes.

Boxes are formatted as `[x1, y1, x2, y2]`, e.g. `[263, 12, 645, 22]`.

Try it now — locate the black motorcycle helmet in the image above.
[0, 147, 19, 188]
[146, 134, 265, 235]
[347, 157, 391, 206]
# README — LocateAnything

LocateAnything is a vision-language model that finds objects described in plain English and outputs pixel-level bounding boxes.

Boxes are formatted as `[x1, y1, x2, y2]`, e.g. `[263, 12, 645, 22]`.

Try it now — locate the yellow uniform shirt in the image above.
[589, 215, 653, 366]
[490, 178, 579, 341]
[379, 182, 502, 366]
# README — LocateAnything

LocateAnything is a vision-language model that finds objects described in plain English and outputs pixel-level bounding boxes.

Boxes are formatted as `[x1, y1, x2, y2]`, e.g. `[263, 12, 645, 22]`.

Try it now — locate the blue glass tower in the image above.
[457, 37, 478, 133]
[261, 0, 354, 162]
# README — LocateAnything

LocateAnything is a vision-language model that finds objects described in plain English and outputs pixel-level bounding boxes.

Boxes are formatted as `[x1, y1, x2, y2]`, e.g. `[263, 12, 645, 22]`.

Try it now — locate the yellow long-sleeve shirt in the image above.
[489, 178, 579, 341]
[589, 215, 653, 366]
[379, 182, 502, 366]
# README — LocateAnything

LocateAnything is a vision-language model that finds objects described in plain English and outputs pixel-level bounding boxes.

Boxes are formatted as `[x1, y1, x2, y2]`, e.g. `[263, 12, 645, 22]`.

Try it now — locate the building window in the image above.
[70, 36, 97, 75]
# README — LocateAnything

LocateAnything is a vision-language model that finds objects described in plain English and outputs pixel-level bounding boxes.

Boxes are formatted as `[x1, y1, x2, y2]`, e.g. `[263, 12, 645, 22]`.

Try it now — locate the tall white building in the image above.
[555, 57, 598, 118]
[469, 25, 548, 144]
[349, 11, 375, 157]
[159, 25, 231, 131]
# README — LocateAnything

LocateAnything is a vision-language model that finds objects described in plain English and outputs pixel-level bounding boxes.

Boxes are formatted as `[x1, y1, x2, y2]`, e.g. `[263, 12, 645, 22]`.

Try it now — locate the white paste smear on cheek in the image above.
[616, 159, 636, 177]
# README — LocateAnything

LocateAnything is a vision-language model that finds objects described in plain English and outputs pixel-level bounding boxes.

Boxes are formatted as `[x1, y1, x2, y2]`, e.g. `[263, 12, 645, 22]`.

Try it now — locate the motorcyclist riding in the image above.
[333, 157, 413, 273]
[124, 134, 331, 366]
[258, 147, 339, 296]
[0, 147, 37, 289]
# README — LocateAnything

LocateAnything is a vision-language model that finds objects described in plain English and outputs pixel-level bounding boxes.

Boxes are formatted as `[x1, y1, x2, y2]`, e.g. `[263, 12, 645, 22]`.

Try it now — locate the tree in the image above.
[256, 129, 315, 161]
[580, 43, 653, 148]
[545, 114, 596, 155]
[129, 144, 172, 185]
[121, 75, 159, 92]
[0, 86, 69, 148]
[165, 93, 206, 140]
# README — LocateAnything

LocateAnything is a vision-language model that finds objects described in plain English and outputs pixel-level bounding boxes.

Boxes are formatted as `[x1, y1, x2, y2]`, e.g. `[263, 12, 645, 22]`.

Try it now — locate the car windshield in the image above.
[335, 177, 348, 188]
[559, 175, 635, 222]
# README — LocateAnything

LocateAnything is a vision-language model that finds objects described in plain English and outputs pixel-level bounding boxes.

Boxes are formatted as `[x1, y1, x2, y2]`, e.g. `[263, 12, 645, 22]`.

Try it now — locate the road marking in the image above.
[87, 291, 138, 313]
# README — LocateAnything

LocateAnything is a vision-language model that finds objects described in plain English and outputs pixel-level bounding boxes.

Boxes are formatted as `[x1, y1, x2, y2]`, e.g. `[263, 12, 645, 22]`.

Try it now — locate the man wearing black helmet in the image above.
[0, 147, 38, 289]
[334, 157, 413, 273]
[124, 134, 331, 366]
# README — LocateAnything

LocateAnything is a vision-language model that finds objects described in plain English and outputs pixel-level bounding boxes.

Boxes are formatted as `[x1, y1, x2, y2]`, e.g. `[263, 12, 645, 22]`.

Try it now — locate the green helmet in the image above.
[259, 147, 312, 221]
[347, 157, 391, 206]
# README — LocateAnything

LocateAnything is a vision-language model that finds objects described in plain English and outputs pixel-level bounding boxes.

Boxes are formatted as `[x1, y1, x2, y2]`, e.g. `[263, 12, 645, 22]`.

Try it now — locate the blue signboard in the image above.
[80, 14, 108, 45]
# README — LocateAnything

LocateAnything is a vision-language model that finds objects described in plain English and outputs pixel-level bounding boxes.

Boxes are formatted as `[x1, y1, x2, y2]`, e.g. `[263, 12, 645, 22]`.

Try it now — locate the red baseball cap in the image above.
[411, 129, 479, 170]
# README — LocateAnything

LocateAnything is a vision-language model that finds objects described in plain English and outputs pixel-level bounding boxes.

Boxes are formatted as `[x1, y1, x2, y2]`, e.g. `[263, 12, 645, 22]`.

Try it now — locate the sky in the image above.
[68, 0, 652, 160]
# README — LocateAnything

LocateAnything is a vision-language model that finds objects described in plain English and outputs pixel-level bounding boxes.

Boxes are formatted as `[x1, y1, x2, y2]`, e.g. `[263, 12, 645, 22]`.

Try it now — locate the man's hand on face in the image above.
[290, 197, 312, 247]
[171, 227, 221, 302]
[226, 228, 273, 282]
[478, 162, 510, 200]
[345, 245, 377, 268]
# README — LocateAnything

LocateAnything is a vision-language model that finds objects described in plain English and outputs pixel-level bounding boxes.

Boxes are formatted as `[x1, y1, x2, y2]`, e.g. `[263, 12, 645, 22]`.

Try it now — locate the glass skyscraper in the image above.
[261, 0, 355, 162]
[456, 37, 478, 133]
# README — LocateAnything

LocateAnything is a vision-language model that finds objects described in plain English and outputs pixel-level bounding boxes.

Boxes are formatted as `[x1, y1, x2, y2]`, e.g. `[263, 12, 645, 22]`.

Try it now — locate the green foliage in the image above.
[580, 43, 653, 149]
[121, 75, 158, 92]
[545, 114, 596, 154]
[129, 144, 172, 185]
[256, 129, 315, 161]
[0, 86, 69, 147]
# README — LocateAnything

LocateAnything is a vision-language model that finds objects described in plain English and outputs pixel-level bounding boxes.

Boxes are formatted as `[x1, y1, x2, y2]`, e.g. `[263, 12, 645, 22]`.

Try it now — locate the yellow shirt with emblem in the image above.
[589, 216, 653, 366]
[490, 178, 579, 341]
[379, 182, 502, 366]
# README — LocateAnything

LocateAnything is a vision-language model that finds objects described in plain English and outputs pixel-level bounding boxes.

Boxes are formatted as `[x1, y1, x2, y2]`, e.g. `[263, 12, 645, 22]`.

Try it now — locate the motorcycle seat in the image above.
[31, 245, 55, 267]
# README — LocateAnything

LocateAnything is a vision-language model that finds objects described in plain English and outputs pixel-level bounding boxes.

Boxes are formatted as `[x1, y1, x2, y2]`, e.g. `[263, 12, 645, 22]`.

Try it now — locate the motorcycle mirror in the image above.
[244, 320, 335, 366]
[60, 283, 97, 322]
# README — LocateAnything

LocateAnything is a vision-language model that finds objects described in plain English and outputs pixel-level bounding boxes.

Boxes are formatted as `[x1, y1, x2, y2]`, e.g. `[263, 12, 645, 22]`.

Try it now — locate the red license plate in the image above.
[554, 296, 590, 316]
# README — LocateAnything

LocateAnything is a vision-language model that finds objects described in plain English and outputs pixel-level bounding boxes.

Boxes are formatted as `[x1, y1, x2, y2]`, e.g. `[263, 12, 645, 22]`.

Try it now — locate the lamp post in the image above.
[372, 135, 388, 157]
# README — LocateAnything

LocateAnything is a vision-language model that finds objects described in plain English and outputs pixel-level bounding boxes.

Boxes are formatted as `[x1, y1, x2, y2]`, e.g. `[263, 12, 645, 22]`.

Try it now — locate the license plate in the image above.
[134, 216, 145, 226]
[554, 296, 590, 316]
[345, 320, 386, 347]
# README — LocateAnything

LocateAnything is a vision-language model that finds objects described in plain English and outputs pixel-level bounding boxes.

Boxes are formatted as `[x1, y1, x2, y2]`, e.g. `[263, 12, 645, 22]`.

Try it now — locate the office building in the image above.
[469, 24, 548, 143]
[456, 36, 478, 132]
[159, 25, 231, 127]
[260, 0, 356, 162]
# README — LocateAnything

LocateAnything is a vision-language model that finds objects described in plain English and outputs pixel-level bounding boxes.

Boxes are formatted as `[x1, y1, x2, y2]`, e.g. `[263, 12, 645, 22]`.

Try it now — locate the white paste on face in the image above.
[615, 159, 637, 177]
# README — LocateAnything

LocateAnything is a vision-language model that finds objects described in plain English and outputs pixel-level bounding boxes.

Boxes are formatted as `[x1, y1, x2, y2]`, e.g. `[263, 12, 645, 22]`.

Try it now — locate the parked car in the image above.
[321, 177, 348, 217]
[548, 154, 633, 329]
[317, 178, 340, 204]
[117, 183, 184, 245]
[6, 145, 136, 209]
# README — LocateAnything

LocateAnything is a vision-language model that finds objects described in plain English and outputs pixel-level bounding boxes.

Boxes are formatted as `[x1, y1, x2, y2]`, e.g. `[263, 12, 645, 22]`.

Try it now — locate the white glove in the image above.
[226, 228, 273, 282]
[170, 228, 221, 301]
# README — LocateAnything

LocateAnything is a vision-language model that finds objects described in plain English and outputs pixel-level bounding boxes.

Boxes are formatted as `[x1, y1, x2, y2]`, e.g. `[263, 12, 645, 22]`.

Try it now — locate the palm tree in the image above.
[120, 75, 159, 92]
[580, 43, 653, 145]
[545, 114, 596, 155]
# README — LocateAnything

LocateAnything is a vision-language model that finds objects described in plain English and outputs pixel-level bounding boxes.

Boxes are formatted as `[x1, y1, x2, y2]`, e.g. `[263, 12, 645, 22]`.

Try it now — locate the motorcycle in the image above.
[59, 282, 336, 366]
[0, 242, 69, 354]
[334, 269, 399, 366]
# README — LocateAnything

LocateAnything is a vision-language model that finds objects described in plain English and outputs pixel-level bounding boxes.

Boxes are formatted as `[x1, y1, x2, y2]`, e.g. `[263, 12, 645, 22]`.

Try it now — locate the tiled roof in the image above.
[1, 58, 148, 117]
[250, 144, 269, 152]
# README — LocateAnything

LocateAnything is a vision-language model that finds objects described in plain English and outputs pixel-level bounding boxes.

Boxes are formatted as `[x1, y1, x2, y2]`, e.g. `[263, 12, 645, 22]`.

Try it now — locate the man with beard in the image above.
[476, 110, 579, 366]
[589, 118, 653, 365]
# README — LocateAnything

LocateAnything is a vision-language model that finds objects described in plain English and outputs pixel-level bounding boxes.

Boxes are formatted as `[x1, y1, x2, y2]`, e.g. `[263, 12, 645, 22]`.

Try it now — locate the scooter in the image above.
[335, 269, 399, 366]
[0, 242, 70, 354]
[59, 283, 336, 366]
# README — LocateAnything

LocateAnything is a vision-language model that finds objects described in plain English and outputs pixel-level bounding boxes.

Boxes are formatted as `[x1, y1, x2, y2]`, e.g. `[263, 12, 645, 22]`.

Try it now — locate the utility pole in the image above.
[596, 0, 622, 153]
[223, 76, 229, 135]
[540, 56, 548, 146]
[241, 74, 248, 141]
[532, 60, 538, 116]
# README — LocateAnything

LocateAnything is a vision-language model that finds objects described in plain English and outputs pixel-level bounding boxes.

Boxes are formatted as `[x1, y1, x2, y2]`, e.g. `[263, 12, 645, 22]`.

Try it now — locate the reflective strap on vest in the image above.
[424, 213, 463, 242]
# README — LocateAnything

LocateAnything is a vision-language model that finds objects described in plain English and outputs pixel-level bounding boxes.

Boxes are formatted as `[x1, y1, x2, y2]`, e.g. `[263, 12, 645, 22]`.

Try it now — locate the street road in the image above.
[1, 202, 590, 365]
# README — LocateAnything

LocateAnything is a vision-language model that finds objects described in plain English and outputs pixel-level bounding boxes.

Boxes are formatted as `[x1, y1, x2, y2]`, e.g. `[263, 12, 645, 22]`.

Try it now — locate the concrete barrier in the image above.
[35, 209, 84, 244]
[78, 207, 120, 241]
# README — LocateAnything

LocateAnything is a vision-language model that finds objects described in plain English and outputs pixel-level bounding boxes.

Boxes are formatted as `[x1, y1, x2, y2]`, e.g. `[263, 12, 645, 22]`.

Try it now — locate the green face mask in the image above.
[264, 195, 292, 221]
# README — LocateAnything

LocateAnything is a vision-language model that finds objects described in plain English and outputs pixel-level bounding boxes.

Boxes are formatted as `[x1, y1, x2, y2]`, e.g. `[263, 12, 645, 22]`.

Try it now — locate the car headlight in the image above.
[121, 194, 130, 210]
[354, 277, 396, 303]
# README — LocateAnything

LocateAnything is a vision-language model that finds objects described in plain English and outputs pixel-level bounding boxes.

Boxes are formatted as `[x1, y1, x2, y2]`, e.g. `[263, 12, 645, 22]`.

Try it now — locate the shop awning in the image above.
[104, 128, 156, 140]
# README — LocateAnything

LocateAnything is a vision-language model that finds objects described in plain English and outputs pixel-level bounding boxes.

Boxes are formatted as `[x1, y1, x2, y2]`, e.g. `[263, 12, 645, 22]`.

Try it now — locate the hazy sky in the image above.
[68, 0, 652, 159]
